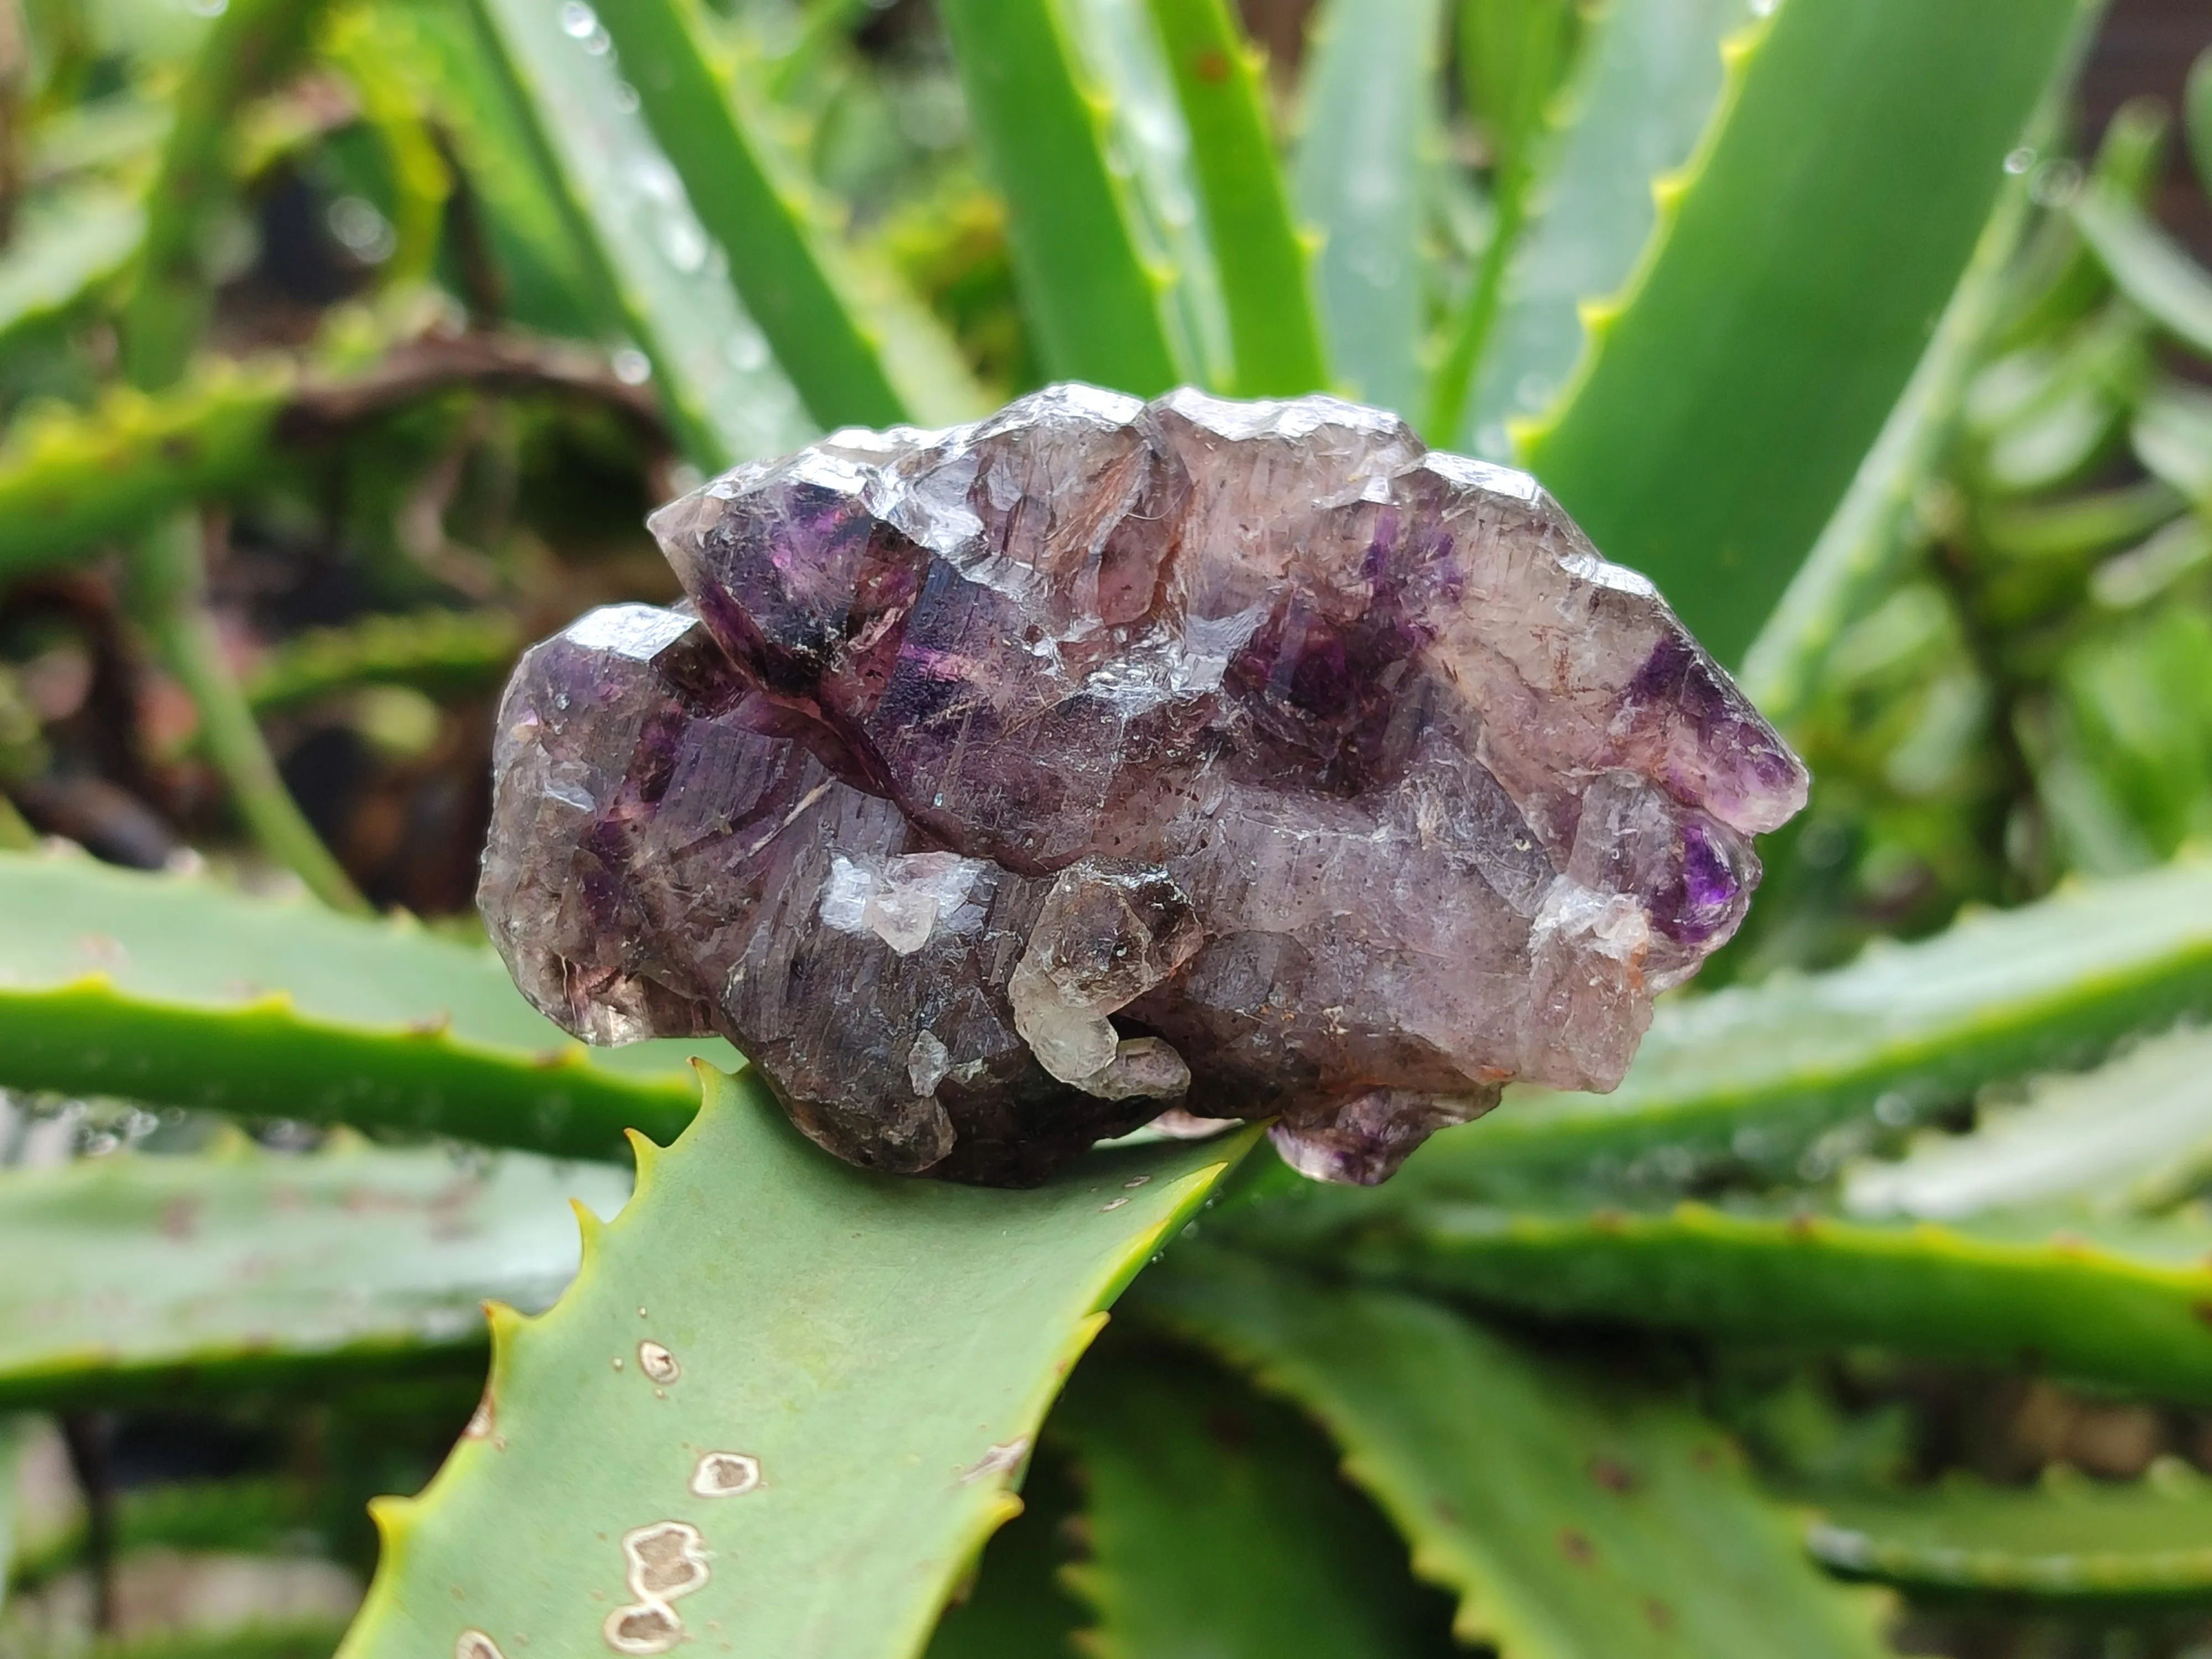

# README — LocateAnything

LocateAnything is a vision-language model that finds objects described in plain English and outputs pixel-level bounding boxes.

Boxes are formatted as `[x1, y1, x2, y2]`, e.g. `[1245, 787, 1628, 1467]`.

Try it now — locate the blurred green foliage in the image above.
[0, 2, 2209, 1657]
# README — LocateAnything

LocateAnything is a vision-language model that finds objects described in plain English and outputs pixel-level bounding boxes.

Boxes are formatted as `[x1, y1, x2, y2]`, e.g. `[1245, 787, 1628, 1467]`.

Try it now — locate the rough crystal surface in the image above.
[479, 385, 1807, 1186]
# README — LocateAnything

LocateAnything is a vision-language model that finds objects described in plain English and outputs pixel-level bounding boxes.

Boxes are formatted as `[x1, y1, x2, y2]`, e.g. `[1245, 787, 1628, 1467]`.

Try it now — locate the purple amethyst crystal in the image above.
[479, 385, 1806, 1186]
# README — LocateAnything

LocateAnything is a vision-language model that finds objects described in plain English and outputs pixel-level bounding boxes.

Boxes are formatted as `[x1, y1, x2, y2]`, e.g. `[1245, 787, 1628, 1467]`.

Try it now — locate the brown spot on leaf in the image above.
[603, 1522, 709, 1655]
[159, 1197, 199, 1241]
[1194, 48, 1229, 82]
[1644, 1597, 1674, 1630]
[638, 1341, 679, 1384]
[690, 1452, 761, 1498]
[456, 1630, 504, 1659]
[625, 1522, 709, 1600]
[1558, 1527, 1594, 1566]
[602, 1603, 681, 1657]
[1589, 1455, 1638, 1493]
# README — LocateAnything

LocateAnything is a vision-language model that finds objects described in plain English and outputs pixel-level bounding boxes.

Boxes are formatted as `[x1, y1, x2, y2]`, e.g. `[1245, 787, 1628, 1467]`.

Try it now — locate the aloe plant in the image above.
[11, 2, 2212, 1656]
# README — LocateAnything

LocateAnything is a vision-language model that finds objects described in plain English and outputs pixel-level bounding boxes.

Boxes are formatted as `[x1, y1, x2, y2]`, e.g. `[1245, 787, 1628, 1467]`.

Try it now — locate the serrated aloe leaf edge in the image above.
[0, 851, 714, 1159]
[0, 1138, 627, 1410]
[1369, 855, 2212, 1209]
[1326, 1200, 2212, 1403]
[1444, 0, 1750, 458]
[1807, 1462, 2212, 1603]
[1055, 1340, 1458, 1658]
[460, 0, 815, 470]
[1138, 1248, 1890, 1659]
[338, 1067, 1254, 1659]
[936, 0, 1183, 393]
[1520, 0, 2098, 665]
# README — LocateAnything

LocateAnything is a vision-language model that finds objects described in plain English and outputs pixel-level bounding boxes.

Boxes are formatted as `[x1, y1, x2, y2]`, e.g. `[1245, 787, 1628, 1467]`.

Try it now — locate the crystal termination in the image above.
[479, 386, 1807, 1186]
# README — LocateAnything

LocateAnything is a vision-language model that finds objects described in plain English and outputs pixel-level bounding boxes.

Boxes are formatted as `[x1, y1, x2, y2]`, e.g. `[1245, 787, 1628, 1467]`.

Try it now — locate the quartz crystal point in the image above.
[479, 385, 1806, 1186]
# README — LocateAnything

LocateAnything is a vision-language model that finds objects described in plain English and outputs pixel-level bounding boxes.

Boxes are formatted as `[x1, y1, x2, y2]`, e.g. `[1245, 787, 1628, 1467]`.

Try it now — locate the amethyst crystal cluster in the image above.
[479, 385, 1806, 1186]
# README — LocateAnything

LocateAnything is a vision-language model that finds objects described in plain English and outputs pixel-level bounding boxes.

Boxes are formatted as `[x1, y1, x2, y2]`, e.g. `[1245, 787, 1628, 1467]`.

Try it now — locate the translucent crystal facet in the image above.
[480, 386, 1807, 1186]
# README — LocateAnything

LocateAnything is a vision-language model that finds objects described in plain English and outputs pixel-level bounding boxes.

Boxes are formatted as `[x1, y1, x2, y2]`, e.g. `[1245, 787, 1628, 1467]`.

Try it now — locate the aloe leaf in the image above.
[1445, 0, 1748, 457]
[1518, 0, 2098, 666]
[337, 1068, 1254, 1659]
[937, 0, 1183, 393]
[0, 850, 712, 1159]
[1061, 0, 1230, 389]
[1142, 0, 1328, 397]
[462, 0, 813, 469]
[119, 0, 323, 392]
[921, 1445, 1087, 1658]
[2072, 188, 2212, 358]
[369, 0, 600, 338]
[0, 1139, 625, 1410]
[587, 0, 982, 429]
[1138, 1250, 1887, 1658]
[244, 609, 523, 717]
[2133, 381, 2212, 502]
[1055, 1342, 1457, 1658]
[0, 185, 140, 353]
[1742, 121, 2044, 727]
[0, 336, 656, 585]
[1293, 0, 1445, 419]
[1329, 1201, 2212, 1402]
[1455, 0, 1579, 198]
[1328, 856, 2212, 1209]
[1987, 96, 2168, 357]
[1843, 1025, 2212, 1222]
[320, 10, 455, 295]
[0, 361, 295, 587]
[1808, 1461, 2212, 1603]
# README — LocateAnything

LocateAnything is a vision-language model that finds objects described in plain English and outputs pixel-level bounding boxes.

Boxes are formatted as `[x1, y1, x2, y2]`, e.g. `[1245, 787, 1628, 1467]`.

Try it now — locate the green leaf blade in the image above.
[1364, 855, 2212, 1209]
[0, 1141, 627, 1410]
[590, 0, 982, 430]
[0, 361, 293, 587]
[1447, 0, 1749, 456]
[338, 1070, 1255, 1659]
[0, 851, 713, 1159]
[1338, 1202, 2212, 1403]
[2072, 187, 2212, 358]
[1741, 138, 2043, 727]
[1841, 1025, 2212, 1223]
[1293, 0, 1446, 419]
[1140, 1250, 1888, 1658]
[119, 0, 321, 392]
[1144, 0, 1328, 397]
[1056, 1343, 1457, 1658]
[1520, 0, 2096, 665]
[0, 186, 142, 354]
[1809, 1463, 2212, 1603]
[937, 0, 1184, 394]
[462, 0, 815, 468]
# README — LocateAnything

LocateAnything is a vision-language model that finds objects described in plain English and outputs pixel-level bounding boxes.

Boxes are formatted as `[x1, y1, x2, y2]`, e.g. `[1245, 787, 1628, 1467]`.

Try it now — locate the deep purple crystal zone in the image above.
[479, 385, 1807, 1187]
